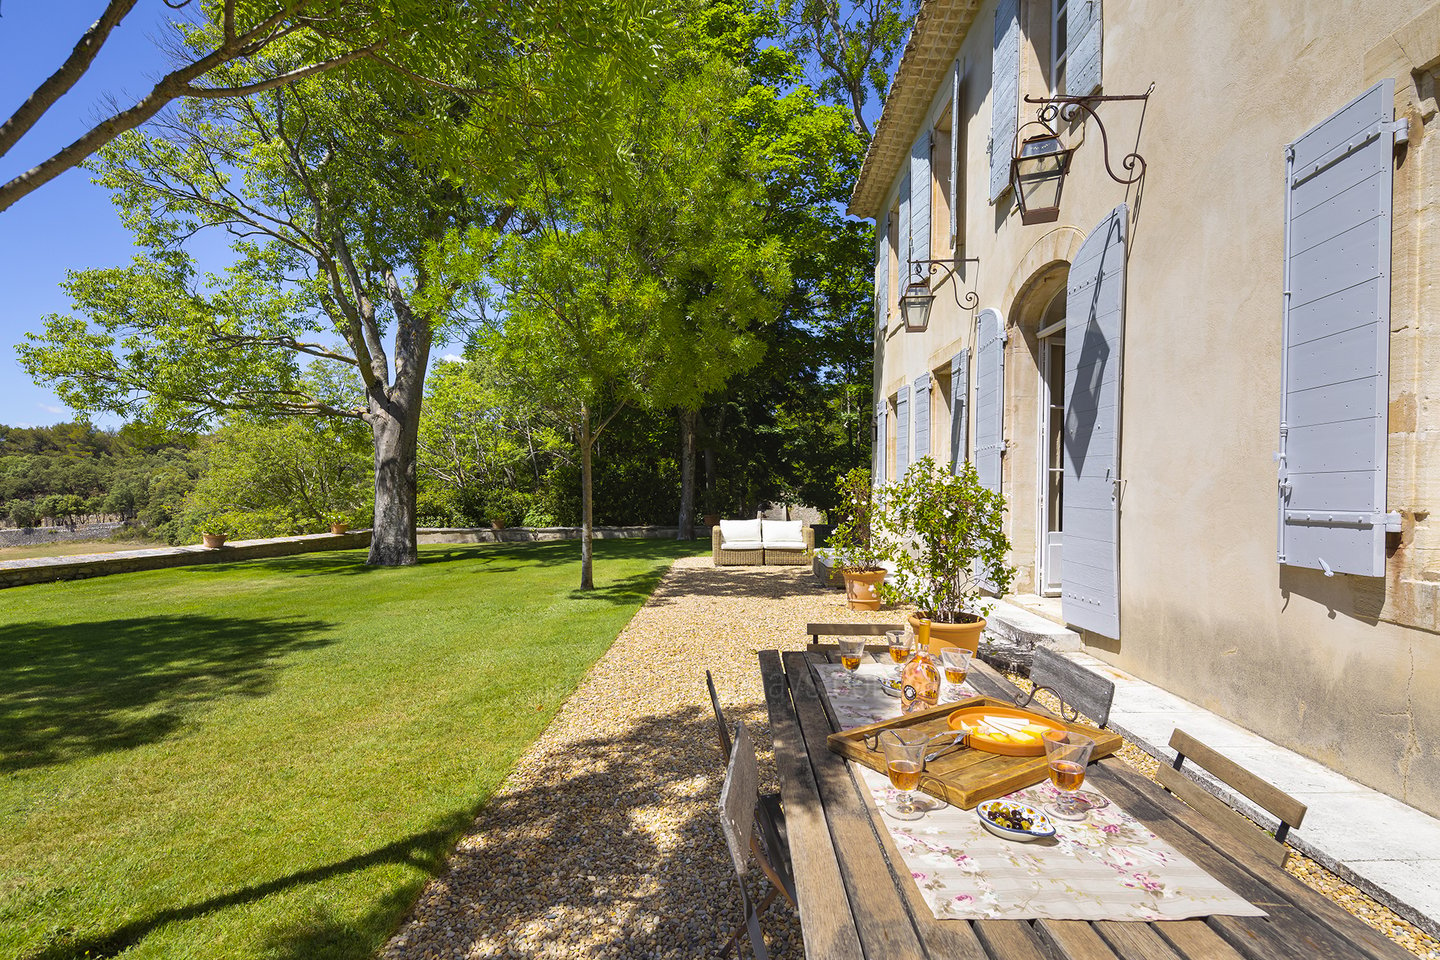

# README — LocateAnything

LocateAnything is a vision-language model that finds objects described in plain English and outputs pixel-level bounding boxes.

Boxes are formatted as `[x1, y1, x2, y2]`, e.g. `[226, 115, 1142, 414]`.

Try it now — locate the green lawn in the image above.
[0, 539, 703, 960]
[0, 538, 165, 561]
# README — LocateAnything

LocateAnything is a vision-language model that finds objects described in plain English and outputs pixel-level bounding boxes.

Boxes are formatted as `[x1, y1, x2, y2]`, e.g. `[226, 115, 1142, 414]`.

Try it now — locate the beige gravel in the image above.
[383, 558, 1438, 959]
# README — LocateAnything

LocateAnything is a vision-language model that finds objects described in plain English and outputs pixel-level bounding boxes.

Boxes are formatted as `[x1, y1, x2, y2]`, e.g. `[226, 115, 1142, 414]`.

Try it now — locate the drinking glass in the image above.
[940, 647, 973, 699]
[886, 629, 914, 672]
[881, 729, 930, 820]
[838, 637, 866, 688]
[1042, 729, 1096, 821]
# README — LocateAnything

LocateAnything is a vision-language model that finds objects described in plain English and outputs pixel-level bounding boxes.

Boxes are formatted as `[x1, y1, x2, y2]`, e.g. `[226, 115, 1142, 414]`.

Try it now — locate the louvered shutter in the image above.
[876, 213, 890, 330]
[1067, 0, 1102, 96]
[874, 403, 887, 483]
[951, 62, 961, 245]
[914, 373, 931, 462]
[974, 310, 1005, 591]
[911, 133, 932, 266]
[950, 349, 969, 474]
[989, 0, 1019, 203]
[898, 173, 912, 279]
[1279, 80, 1397, 578]
[896, 385, 911, 477]
[1062, 204, 1127, 639]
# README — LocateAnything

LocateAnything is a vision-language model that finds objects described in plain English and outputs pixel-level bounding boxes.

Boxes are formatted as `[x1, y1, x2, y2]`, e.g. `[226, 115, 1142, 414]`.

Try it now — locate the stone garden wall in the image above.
[0, 520, 130, 547]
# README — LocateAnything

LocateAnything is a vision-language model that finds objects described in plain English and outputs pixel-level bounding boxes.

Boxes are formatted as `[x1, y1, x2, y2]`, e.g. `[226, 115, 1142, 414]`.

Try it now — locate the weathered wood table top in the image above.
[759, 646, 1412, 960]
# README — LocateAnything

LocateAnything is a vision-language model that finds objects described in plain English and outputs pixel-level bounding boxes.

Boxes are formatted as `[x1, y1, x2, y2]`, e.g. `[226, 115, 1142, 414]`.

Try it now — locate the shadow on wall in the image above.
[0, 614, 335, 773]
[1279, 565, 1385, 626]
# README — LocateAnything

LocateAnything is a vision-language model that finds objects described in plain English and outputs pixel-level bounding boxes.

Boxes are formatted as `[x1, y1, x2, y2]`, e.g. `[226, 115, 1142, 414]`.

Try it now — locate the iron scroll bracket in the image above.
[1022, 85, 1155, 187]
[908, 257, 981, 310]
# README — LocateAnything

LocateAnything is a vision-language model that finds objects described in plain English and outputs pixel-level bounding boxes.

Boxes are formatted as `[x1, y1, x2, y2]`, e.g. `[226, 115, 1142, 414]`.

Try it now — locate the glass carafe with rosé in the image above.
[900, 618, 940, 714]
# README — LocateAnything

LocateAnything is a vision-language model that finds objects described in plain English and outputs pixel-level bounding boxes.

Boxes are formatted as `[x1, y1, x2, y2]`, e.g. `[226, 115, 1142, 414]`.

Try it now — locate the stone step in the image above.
[979, 598, 1081, 671]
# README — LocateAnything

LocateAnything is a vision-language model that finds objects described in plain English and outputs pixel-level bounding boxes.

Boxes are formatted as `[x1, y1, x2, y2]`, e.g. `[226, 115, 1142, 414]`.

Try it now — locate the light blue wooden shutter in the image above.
[1062, 203, 1127, 639]
[1279, 80, 1397, 578]
[874, 403, 887, 482]
[896, 385, 911, 477]
[950, 349, 969, 474]
[876, 213, 890, 330]
[974, 311, 1005, 591]
[911, 132, 932, 266]
[913, 373, 931, 462]
[989, 0, 1019, 203]
[1067, 0, 1102, 96]
[898, 173, 912, 280]
[951, 62, 961, 245]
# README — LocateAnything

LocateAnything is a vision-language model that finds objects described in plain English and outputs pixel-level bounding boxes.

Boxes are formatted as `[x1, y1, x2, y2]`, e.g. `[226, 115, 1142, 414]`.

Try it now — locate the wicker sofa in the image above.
[712, 519, 815, 566]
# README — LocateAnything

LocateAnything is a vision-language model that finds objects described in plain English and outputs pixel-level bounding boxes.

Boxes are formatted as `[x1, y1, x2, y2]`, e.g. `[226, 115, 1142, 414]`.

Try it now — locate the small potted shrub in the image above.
[201, 515, 237, 549]
[323, 511, 351, 535]
[825, 467, 890, 610]
[877, 457, 1015, 654]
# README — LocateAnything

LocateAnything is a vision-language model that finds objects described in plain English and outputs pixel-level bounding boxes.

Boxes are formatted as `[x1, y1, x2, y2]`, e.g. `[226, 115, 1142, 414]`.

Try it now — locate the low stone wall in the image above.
[0, 521, 129, 548]
[0, 526, 687, 589]
[418, 525, 681, 544]
[0, 532, 372, 589]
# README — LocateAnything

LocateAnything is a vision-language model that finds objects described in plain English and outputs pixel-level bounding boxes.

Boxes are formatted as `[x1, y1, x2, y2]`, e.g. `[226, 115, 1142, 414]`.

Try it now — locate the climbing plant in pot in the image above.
[200, 514, 238, 549]
[877, 457, 1015, 654]
[825, 467, 890, 610]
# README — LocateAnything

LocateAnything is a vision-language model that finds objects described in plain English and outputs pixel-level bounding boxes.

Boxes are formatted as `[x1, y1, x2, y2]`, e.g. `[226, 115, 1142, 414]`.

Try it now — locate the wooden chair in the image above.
[1156, 728, 1308, 867]
[805, 622, 904, 646]
[1023, 645, 1116, 727]
[707, 671, 792, 866]
[718, 721, 796, 959]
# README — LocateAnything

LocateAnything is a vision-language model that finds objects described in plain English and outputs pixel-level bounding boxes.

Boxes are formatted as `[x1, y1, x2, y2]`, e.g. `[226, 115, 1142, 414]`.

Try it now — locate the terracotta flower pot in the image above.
[842, 568, 887, 611]
[910, 613, 986, 656]
[202, 533, 227, 549]
[329, 523, 349, 535]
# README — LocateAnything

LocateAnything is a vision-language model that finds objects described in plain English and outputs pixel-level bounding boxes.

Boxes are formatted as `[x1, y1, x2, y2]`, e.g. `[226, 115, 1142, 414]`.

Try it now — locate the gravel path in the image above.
[383, 556, 1438, 960]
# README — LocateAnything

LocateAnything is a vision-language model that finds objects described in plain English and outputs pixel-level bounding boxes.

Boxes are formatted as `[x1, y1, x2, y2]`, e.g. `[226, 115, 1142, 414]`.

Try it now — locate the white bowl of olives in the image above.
[976, 800, 1056, 842]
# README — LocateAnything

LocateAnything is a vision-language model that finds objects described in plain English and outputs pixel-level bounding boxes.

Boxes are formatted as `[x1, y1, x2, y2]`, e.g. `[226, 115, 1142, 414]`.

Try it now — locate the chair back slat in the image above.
[1169, 729, 1308, 830]
[1030, 646, 1115, 727]
[707, 670, 732, 761]
[806, 622, 904, 644]
[719, 722, 759, 877]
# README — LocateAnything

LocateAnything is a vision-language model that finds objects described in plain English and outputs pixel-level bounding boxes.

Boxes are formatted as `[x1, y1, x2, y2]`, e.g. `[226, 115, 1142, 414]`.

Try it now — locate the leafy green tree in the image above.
[492, 53, 789, 588]
[19, 4, 667, 565]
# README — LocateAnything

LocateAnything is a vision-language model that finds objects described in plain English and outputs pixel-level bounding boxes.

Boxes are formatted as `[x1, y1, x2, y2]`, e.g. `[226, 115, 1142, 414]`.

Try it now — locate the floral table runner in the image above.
[814, 663, 1266, 922]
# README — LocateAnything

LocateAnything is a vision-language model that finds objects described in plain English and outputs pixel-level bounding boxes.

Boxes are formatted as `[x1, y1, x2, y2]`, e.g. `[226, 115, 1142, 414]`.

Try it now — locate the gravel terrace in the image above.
[382, 556, 1439, 960]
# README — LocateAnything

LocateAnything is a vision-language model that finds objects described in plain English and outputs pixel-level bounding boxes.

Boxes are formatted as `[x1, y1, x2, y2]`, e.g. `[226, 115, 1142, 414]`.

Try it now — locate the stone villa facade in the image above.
[853, 0, 1440, 816]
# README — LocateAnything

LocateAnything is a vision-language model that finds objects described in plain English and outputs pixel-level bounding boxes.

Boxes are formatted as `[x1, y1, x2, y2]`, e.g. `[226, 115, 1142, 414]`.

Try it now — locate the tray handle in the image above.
[1011, 684, 1080, 723]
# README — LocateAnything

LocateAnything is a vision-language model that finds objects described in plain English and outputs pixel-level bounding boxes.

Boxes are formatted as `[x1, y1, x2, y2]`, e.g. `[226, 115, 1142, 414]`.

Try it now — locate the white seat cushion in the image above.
[720, 519, 762, 546]
[761, 520, 805, 547]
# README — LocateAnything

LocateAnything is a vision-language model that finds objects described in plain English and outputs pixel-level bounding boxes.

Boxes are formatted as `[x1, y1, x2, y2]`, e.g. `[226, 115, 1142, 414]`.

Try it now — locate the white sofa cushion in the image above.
[719, 519, 763, 547]
[761, 519, 806, 549]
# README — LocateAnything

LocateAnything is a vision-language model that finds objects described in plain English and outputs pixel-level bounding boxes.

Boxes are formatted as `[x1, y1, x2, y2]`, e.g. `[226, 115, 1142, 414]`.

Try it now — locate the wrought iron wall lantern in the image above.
[1011, 84, 1154, 225]
[899, 258, 981, 332]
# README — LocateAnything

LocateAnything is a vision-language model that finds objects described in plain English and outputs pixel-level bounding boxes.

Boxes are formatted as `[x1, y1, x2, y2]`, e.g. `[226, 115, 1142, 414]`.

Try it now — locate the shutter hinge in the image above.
[1391, 119, 1410, 148]
[1385, 511, 1402, 533]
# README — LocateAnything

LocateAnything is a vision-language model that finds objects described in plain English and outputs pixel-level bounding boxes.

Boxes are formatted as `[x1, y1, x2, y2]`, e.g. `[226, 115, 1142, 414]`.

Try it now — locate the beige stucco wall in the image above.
[871, 0, 1440, 814]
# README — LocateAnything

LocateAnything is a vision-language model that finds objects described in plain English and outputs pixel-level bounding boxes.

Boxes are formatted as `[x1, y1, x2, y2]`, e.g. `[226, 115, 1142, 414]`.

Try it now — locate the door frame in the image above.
[1036, 320, 1065, 597]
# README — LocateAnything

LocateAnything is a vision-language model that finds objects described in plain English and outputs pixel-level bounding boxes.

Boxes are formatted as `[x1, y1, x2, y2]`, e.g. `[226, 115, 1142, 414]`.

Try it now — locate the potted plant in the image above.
[825, 467, 890, 610]
[877, 457, 1015, 654]
[323, 511, 350, 535]
[200, 515, 237, 549]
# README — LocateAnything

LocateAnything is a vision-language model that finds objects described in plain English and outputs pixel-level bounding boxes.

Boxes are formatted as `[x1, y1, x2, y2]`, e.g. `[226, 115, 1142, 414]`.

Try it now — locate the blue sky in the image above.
[0, 4, 193, 428]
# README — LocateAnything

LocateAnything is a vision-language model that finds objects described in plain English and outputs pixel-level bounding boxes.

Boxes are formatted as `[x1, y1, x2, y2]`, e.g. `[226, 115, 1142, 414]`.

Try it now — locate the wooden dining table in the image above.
[758, 646, 1415, 960]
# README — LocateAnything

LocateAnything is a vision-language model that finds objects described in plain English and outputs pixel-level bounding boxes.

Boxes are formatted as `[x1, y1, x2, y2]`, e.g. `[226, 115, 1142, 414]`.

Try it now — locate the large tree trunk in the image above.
[368, 393, 421, 565]
[676, 407, 697, 540]
[579, 403, 595, 590]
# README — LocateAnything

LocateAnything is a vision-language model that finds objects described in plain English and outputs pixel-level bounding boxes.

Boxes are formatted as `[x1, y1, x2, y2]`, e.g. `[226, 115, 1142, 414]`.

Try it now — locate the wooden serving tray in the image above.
[826, 696, 1123, 810]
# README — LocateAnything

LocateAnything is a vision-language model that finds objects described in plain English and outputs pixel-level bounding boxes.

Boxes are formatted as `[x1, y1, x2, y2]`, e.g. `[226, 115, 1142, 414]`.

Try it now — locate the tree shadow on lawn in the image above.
[22, 815, 470, 960]
[0, 614, 335, 773]
[216, 539, 704, 580]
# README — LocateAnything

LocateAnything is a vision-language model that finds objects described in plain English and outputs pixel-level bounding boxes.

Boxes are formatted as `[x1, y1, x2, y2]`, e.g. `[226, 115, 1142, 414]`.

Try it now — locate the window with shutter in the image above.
[874, 404, 887, 484]
[950, 349, 970, 474]
[1279, 80, 1398, 578]
[896, 385, 911, 477]
[911, 133, 932, 267]
[1062, 203, 1127, 640]
[989, 0, 1019, 203]
[876, 213, 890, 331]
[914, 374, 931, 462]
[974, 310, 1005, 591]
[1065, 0, 1102, 97]
[898, 173, 912, 283]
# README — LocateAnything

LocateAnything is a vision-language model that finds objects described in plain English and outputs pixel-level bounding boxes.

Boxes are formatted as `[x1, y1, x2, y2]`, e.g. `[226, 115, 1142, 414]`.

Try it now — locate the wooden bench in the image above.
[1156, 728, 1309, 867]
[1028, 645, 1115, 727]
